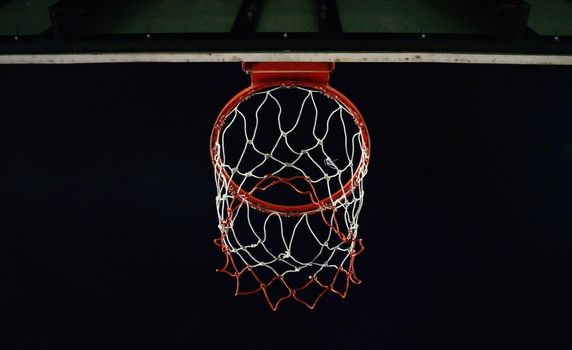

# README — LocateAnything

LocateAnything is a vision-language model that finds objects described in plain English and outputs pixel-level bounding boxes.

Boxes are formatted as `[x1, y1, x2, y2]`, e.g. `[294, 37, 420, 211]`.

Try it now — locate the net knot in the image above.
[324, 157, 338, 169]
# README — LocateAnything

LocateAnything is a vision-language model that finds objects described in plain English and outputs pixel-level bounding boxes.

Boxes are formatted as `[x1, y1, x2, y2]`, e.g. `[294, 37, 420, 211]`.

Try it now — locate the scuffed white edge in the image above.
[1, 52, 571, 65]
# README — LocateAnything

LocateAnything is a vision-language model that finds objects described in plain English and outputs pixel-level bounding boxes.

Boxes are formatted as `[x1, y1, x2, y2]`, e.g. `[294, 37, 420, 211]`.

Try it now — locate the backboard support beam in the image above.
[317, 0, 342, 34]
[231, 0, 262, 34]
[49, 0, 110, 40]
[488, 0, 532, 39]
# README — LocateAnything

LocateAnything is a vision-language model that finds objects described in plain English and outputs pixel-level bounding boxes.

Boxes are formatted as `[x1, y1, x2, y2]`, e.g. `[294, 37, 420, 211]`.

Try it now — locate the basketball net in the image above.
[211, 63, 370, 310]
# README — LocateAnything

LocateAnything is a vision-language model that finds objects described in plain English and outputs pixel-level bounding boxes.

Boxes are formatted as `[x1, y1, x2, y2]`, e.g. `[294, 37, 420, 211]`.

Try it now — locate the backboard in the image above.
[0, 0, 571, 65]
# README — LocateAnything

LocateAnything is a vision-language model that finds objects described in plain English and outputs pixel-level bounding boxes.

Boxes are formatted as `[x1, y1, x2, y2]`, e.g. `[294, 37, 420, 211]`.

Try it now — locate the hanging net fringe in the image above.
[212, 85, 369, 310]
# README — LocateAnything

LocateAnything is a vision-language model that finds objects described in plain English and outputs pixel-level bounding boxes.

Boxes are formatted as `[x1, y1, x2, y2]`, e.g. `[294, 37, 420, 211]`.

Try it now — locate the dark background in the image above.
[2, 63, 571, 349]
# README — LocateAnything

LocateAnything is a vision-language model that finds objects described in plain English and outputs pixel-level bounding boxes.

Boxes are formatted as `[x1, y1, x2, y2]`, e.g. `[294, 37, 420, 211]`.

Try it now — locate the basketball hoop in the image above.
[211, 62, 370, 310]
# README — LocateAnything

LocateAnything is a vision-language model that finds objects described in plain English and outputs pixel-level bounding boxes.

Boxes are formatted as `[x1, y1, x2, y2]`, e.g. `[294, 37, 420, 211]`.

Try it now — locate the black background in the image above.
[2, 63, 572, 349]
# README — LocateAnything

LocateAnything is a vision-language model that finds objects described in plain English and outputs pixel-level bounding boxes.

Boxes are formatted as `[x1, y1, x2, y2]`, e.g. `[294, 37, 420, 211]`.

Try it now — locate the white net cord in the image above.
[212, 86, 369, 310]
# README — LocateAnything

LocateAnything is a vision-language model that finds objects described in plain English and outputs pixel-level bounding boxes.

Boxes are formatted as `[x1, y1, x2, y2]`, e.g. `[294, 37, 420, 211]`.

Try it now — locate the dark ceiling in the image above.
[0, 0, 571, 58]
